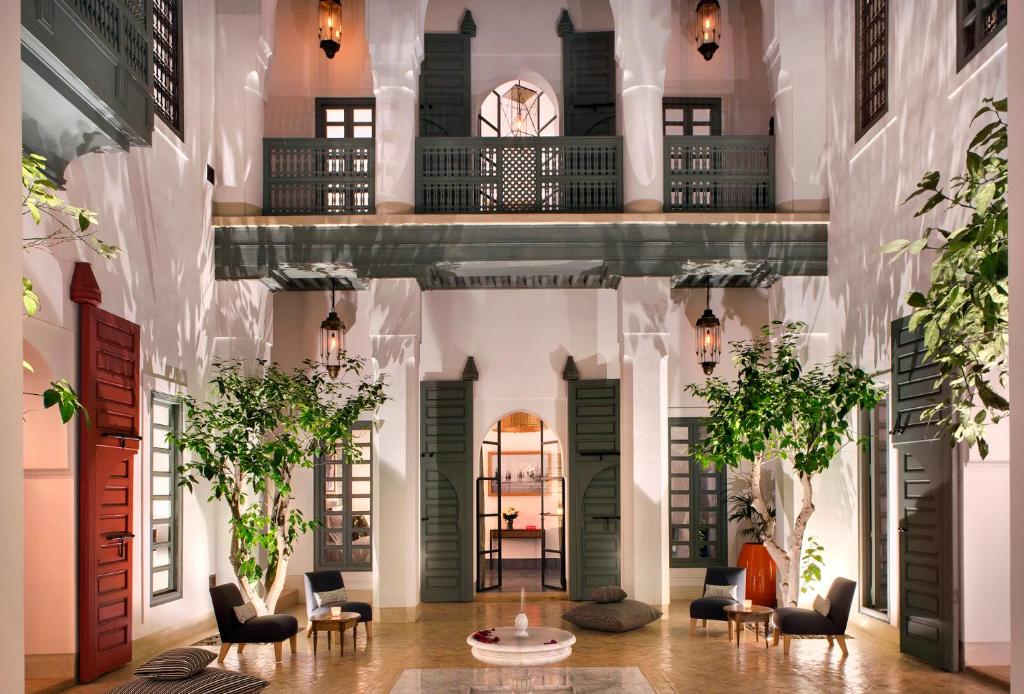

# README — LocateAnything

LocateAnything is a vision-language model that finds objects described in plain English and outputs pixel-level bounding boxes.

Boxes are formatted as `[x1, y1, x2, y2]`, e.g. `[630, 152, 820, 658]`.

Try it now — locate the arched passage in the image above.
[477, 410, 566, 594]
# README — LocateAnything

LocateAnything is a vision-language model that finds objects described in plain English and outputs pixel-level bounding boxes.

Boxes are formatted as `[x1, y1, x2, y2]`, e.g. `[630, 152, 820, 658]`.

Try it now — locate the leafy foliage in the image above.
[21, 154, 118, 258]
[685, 322, 882, 604]
[685, 323, 883, 478]
[21, 154, 115, 426]
[882, 98, 1008, 458]
[799, 536, 825, 595]
[42, 379, 91, 425]
[728, 491, 776, 544]
[168, 358, 387, 608]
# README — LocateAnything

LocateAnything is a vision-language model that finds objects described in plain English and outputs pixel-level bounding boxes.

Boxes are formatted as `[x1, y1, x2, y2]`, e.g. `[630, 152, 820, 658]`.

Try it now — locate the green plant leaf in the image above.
[22, 277, 40, 317]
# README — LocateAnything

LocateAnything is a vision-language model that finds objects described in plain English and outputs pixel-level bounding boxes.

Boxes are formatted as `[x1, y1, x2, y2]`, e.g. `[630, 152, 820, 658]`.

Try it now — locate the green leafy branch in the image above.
[882, 97, 1008, 458]
[799, 536, 825, 595]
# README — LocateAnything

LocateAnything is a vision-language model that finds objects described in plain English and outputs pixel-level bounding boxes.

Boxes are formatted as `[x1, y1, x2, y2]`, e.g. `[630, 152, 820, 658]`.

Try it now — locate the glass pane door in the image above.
[541, 423, 566, 590]
[477, 427, 502, 591]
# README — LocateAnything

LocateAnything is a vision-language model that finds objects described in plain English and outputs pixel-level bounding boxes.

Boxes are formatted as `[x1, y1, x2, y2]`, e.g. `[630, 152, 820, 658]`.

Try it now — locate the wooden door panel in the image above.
[567, 378, 620, 600]
[78, 304, 140, 683]
[420, 381, 474, 602]
[891, 317, 958, 672]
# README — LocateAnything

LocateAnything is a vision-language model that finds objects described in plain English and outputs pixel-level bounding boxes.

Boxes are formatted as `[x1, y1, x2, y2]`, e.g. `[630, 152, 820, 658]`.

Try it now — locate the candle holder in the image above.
[743, 599, 753, 610]
[331, 606, 342, 617]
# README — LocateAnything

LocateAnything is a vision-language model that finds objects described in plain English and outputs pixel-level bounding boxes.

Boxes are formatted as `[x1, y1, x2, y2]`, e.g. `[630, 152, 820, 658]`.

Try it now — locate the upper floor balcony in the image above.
[259, 133, 774, 217]
[21, 0, 166, 177]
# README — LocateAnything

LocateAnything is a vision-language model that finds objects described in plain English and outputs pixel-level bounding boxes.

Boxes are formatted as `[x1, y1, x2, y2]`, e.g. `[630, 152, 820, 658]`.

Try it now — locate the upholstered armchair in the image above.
[303, 570, 373, 639]
[689, 566, 747, 635]
[209, 583, 299, 663]
[772, 577, 857, 655]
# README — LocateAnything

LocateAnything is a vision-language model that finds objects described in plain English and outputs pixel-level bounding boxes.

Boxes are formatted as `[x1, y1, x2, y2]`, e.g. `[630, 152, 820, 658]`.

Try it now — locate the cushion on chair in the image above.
[233, 603, 257, 624]
[314, 587, 348, 608]
[237, 614, 300, 644]
[108, 669, 269, 694]
[702, 566, 747, 603]
[134, 648, 216, 681]
[689, 597, 739, 621]
[813, 594, 831, 617]
[703, 584, 738, 601]
[773, 607, 842, 635]
[562, 599, 662, 632]
[588, 586, 627, 604]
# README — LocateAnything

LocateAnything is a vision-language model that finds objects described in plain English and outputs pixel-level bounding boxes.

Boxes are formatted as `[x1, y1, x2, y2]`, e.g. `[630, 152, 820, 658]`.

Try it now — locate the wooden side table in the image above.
[310, 611, 361, 656]
[722, 604, 774, 648]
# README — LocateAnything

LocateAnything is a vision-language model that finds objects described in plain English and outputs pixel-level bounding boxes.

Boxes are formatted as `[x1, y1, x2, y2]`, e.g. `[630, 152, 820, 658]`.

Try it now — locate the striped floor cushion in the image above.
[134, 648, 216, 680]
[108, 669, 269, 694]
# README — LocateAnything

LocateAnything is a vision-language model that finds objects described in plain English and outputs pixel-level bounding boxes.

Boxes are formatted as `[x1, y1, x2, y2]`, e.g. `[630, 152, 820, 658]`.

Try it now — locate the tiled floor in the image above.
[65, 600, 1004, 694]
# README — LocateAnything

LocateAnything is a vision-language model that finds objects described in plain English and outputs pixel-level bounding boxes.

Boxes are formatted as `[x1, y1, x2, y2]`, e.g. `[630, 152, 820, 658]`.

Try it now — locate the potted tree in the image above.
[728, 481, 777, 607]
[170, 357, 387, 616]
[687, 323, 881, 607]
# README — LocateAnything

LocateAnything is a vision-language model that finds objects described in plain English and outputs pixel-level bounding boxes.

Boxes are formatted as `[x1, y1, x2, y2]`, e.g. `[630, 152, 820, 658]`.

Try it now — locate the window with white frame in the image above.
[150, 393, 182, 605]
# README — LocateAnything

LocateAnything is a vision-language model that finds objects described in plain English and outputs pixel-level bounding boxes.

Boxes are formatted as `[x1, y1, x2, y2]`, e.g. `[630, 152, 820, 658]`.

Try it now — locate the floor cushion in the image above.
[562, 599, 662, 633]
[108, 668, 269, 693]
[589, 586, 627, 604]
[134, 648, 216, 680]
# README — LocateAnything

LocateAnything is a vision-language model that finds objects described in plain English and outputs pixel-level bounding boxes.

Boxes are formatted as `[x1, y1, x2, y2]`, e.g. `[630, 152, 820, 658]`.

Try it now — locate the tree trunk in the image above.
[747, 457, 817, 607]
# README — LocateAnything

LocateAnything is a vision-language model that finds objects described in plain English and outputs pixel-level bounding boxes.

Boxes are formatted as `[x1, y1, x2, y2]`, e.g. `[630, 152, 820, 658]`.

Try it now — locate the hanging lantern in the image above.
[500, 82, 540, 137]
[695, 278, 722, 375]
[318, 0, 342, 59]
[320, 281, 345, 378]
[694, 0, 721, 61]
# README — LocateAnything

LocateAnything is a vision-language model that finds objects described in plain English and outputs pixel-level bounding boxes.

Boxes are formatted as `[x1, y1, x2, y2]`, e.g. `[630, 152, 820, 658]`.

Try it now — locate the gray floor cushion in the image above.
[107, 668, 269, 693]
[562, 599, 662, 633]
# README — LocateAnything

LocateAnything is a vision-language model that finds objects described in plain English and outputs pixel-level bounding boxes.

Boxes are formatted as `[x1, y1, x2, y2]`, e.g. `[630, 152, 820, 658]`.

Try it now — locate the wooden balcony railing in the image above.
[416, 137, 623, 214]
[664, 136, 775, 212]
[263, 138, 375, 215]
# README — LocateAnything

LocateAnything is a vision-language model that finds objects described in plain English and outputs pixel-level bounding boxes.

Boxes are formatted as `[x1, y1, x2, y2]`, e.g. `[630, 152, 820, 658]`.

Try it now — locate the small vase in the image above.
[506, 519, 514, 530]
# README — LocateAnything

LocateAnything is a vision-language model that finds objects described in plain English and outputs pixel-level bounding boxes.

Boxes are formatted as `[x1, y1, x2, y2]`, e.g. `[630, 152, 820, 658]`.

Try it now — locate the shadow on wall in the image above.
[773, 0, 1006, 371]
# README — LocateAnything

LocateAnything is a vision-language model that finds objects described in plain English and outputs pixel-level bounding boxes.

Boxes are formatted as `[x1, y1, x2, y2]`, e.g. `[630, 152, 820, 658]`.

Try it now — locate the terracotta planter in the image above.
[737, 542, 777, 607]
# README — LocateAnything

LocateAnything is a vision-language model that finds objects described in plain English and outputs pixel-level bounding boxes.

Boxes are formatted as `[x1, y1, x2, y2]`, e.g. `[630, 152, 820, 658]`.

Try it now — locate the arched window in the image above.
[479, 79, 559, 137]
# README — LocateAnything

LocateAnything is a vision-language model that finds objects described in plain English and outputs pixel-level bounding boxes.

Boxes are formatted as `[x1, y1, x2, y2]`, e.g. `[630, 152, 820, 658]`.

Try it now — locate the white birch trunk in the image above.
[748, 455, 816, 607]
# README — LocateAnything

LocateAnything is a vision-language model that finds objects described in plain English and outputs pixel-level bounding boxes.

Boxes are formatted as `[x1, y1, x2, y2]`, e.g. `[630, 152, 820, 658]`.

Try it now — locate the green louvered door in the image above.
[420, 381, 474, 602]
[419, 33, 472, 137]
[891, 317, 959, 671]
[562, 31, 616, 136]
[567, 379, 621, 600]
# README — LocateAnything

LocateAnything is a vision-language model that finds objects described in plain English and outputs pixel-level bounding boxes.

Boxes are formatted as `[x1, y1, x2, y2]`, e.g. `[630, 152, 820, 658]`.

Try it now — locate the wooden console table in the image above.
[489, 528, 542, 550]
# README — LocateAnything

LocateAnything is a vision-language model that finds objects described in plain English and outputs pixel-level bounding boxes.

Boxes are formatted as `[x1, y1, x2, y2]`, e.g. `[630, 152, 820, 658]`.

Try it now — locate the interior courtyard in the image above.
[6, 0, 1023, 692]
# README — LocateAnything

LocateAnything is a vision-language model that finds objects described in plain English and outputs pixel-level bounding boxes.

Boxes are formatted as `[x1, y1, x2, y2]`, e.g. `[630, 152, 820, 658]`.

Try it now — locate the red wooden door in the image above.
[77, 302, 141, 683]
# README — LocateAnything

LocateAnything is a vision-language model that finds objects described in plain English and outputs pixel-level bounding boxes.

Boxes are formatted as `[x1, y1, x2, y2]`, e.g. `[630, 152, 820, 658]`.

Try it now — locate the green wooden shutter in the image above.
[420, 380, 474, 602]
[562, 31, 616, 136]
[419, 33, 472, 137]
[567, 378, 621, 600]
[891, 317, 959, 671]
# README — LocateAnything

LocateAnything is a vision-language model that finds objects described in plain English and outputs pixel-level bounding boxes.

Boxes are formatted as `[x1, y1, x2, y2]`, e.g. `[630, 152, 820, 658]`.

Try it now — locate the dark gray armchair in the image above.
[209, 583, 299, 663]
[772, 577, 857, 655]
[689, 566, 746, 635]
[303, 570, 373, 639]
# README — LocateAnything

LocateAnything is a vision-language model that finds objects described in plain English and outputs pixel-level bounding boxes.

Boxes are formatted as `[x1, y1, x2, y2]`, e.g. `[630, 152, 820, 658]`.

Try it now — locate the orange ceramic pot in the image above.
[737, 542, 777, 607]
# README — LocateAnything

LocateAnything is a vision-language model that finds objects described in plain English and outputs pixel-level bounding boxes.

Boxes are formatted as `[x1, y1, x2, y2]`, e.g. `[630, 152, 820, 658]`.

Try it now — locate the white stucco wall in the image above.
[269, 282, 771, 605]
[766, 0, 1009, 657]
[21, 0, 276, 662]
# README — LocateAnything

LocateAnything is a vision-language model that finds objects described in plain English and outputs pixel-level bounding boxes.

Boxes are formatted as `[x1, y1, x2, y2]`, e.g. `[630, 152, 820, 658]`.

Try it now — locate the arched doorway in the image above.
[478, 79, 559, 137]
[477, 411, 565, 593]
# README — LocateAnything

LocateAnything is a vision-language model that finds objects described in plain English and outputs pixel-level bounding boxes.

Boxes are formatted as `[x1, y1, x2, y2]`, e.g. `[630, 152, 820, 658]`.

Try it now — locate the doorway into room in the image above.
[477, 411, 566, 594]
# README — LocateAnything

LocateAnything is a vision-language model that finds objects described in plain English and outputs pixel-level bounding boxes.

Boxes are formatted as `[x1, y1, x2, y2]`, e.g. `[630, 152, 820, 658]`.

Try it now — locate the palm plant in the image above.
[728, 491, 776, 544]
